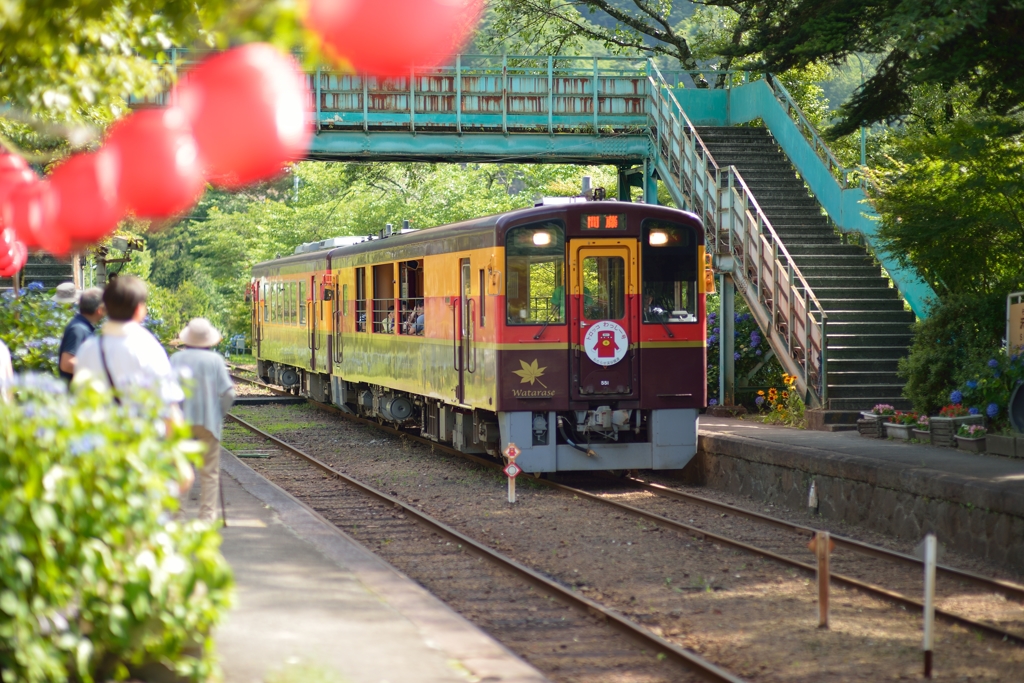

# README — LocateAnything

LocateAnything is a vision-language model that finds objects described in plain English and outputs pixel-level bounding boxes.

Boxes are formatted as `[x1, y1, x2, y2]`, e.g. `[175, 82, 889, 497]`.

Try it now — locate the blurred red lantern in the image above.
[104, 107, 205, 219]
[0, 154, 37, 216]
[4, 180, 63, 255]
[49, 148, 122, 242]
[304, 0, 484, 76]
[176, 44, 311, 189]
[0, 240, 27, 278]
[0, 227, 16, 269]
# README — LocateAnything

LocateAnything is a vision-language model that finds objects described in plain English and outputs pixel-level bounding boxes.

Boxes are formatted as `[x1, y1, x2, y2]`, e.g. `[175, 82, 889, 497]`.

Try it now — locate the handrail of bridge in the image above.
[646, 61, 828, 406]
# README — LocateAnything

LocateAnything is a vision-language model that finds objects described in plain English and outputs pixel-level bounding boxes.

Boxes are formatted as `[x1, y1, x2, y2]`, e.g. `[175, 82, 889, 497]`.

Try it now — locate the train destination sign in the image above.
[581, 213, 626, 230]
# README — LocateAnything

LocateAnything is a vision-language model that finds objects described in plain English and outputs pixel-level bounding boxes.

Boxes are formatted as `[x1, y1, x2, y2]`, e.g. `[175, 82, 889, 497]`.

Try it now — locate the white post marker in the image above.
[503, 442, 521, 504]
[807, 530, 834, 628]
[923, 533, 937, 678]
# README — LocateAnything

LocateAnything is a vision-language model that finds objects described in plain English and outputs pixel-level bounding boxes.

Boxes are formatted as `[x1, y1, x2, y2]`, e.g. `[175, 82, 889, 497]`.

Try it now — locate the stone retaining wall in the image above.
[682, 433, 1024, 572]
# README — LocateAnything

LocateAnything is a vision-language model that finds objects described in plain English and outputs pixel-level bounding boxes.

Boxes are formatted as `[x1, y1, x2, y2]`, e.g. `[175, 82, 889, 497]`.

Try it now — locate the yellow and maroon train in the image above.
[250, 201, 707, 472]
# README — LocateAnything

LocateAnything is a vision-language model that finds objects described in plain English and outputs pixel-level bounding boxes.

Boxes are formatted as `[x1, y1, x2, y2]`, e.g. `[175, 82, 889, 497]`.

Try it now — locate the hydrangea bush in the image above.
[955, 353, 1024, 429]
[0, 284, 74, 374]
[706, 295, 784, 403]
[0, 375, 234, 683]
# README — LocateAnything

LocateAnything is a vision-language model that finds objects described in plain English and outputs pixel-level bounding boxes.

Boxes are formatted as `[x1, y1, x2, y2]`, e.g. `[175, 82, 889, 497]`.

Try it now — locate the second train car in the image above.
[251, 201, 707, 472]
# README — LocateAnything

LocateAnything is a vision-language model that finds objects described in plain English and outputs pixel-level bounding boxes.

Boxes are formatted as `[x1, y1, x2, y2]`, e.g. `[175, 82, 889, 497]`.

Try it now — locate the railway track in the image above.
[226, 411, 745, 683]
[226, 374, 1024, 678]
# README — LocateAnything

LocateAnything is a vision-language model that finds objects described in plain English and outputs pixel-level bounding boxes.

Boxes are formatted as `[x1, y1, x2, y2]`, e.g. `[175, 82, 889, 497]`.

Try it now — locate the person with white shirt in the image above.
[74, 276, 190, 491]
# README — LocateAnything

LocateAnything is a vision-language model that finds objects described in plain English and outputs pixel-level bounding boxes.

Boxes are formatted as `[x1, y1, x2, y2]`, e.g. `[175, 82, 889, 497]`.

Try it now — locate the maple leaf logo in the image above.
[513, 359, 548, 388]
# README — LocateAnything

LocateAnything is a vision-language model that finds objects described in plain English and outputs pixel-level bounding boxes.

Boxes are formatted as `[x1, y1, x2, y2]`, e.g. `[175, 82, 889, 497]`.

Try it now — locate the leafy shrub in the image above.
[754, 373, 806, 427]
[0, 285, 74, 374]
[899, 292, 1005, 414]
[706, 294, 784, 402]
[0, 375, 233, 683]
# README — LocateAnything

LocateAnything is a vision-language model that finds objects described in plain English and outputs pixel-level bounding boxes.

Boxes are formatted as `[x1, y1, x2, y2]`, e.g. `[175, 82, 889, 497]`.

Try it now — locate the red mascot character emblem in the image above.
[594, 329, 619, 359]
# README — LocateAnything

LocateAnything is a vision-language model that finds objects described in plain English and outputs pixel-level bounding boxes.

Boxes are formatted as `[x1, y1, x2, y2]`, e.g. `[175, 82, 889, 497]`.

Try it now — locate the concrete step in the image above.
[826, 383, 908, 400]
[786, 244, 874, 257]
[812, 309, 915, 323]
[827, 345, 909, 361]
[828, 396, 912, 411]
[817, 298, 908, 313]
[810, 287, 901, 301]
[827, 357, 901, 373]
[800, 265, 883, 278]
[826, 321, 913, 337]
[828, 332, 914, 347]
[789, 255, 875, 268]
[826, 371, 903, 386]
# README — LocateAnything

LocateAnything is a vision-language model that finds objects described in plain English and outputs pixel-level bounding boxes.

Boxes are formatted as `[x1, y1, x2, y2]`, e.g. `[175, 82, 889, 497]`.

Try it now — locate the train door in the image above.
[333, 281, 343, 366]
[253, 281, 264, 356]
[570, 243, 639, 398]
[454, 258, 472, 402]
[307, 274, 317, 371]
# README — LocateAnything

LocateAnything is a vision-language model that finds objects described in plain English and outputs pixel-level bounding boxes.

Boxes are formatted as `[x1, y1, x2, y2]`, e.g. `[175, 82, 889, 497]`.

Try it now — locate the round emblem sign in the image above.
[583, 320, 629, 367]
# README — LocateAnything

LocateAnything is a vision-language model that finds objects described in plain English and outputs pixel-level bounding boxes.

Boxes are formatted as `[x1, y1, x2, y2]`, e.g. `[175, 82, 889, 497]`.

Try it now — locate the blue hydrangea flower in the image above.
[25, 340, 41, 349]
[950, 390, 963, 404]
[69, 434, 106, 456]
[968, 406, 979, 415]
[26, 281, 45, 292]
[708, 398, 718, 406]
[756, 349, 762, 356]
[708, 335, 718, 344]
[733, 352, 741, 360]
[713, 327, 719, 334]
[986, 403, 1000, 418]
[1, 290, 15, 301]
[988, 359, 999, 368]
[994, 371, 1001, 378]
[966, 380, 978, 389]
[755, 396, 765, 406]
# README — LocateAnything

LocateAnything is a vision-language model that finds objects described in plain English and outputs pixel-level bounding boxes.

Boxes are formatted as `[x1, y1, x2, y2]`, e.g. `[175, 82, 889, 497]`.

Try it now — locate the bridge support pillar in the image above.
[617, 167, 633, 202]
[718, 274, 735, 406]
[643, 158, 658, 205]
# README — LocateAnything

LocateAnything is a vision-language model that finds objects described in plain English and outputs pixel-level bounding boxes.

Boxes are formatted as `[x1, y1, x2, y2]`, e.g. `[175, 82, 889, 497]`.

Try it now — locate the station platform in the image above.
[184, 451, 548, 683]
[690, 417, 1024, 573]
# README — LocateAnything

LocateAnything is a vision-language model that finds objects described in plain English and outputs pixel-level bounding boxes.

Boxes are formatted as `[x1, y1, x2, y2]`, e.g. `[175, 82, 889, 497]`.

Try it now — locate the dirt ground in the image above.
[225, 402, 1024, 682]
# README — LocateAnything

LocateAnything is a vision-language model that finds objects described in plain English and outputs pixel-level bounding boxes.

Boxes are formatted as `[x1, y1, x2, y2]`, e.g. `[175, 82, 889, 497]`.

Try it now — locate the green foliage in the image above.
[726, 0, 1024, 136]
[754, 373, 806, 428]
[898, 291, 1005, 415]
[956, 354, 1024, 429]
[0, 375, 233, 683]
[706, 294, 784, 403]
[0, 286, 73, 374]
[870, 114, 1024, 297]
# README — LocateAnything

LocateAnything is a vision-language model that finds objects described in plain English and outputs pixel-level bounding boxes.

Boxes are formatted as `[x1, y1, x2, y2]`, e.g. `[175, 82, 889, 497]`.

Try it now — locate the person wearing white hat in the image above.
[169, 318, 235, 523]
[52, 282, 81, 305]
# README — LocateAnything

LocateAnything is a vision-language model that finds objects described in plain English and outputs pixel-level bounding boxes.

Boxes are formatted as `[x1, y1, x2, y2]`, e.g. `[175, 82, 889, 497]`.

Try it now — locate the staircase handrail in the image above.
[646, 60, 829, 406]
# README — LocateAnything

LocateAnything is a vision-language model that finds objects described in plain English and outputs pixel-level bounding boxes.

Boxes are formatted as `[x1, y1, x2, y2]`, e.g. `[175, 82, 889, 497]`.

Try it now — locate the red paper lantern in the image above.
[49, 148, 122, 242]
[176, 44, 311, 189]
[0, 239, 27, 278]
[104, 107, 205, 219]
[4, 180, 62, 255]
[0, 154, 37, 211]
[304, 0, 484, 76]
[0, 227, 16, 269]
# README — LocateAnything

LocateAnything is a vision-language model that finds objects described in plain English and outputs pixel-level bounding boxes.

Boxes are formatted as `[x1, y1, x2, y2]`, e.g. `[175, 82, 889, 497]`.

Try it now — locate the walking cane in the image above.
[219, 458, 228, 528]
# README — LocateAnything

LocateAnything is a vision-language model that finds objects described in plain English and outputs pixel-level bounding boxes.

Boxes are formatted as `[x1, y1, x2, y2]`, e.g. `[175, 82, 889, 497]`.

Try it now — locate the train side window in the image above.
[641, 219, 699, 324]
[372, 263, 395, 334]
[276, 283, 283, 322]
[398, 260, 424, 336]
[288, 282, 295, 324]
[263, 283, 269, 322]
[342, 284, 348, 316]
[299, 281, 307, 325]
[505, 221, 566, 325]
[355, 267, 367, 332]
[478, 269, 486, 328]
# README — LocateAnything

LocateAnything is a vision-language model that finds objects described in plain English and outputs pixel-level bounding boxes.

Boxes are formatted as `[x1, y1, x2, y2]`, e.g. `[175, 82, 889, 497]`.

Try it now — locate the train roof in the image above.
[252, 201, 701, 272]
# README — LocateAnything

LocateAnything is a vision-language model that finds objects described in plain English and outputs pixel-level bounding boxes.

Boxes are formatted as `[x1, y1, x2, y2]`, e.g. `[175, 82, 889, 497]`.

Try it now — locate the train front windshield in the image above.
[641, 219, 699, 324]
[505, 222, 566, 325]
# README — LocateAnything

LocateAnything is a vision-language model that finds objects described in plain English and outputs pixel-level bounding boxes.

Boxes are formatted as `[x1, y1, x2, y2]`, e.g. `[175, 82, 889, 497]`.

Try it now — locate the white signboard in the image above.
[583, 320, 628, 367]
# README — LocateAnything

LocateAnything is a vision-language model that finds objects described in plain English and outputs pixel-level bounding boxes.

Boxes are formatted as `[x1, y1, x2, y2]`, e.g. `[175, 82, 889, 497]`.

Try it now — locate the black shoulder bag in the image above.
[97, 337, 121, 405]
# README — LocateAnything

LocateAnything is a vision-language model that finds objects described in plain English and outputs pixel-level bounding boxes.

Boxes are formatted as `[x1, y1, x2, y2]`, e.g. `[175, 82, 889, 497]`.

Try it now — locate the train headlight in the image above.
[649, 230, 668, 246]
[533, 231, 552, 246]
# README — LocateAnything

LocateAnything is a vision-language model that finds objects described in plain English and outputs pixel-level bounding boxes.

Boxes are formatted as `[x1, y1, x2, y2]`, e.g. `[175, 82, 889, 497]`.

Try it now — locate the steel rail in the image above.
[228, 376, 1024, 646]
[224, 412, 748, 683]
[620, 475, 1024, 603]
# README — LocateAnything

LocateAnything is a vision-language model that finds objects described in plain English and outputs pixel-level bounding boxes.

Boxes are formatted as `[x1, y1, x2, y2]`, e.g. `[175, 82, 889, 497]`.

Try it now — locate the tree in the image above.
[720, 0, 1024, 136]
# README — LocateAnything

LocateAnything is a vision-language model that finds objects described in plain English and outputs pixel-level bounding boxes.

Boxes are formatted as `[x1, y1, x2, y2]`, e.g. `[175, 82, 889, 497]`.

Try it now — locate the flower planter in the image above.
[986, 434, 1015, 458]
[884, 423, 912, 440]
[954, 435, 986, 453]
[912, 428, 931, 442]
[929, 415, 984, 447]
[857, 418, 884, 438]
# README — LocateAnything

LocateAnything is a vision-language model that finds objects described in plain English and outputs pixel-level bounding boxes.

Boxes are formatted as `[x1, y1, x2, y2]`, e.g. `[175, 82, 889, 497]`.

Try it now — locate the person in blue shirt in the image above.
[57, 287, 105, 384]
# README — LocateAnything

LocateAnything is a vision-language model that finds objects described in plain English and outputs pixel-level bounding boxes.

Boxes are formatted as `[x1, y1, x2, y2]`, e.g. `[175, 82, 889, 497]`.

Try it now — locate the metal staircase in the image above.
[695, 127, 913, 410]
[0, 253, 75, 293]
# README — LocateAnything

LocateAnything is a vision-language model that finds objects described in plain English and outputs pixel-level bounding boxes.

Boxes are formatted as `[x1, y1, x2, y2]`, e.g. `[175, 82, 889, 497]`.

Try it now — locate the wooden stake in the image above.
[923, 533, 937, 678]
[808, 531, 831, 628]
[508, 475, 516, 504]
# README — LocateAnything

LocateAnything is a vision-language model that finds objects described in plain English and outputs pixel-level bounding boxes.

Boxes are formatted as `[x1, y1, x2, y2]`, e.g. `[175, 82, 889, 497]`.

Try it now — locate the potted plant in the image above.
[954, 423, 987, 452]
[930, 395, 984, 447]
[986, 428, 1015, 457]
[912, 415, 931, 442]
[862, 403, 896, 420]
[884, 411, 918, 440]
